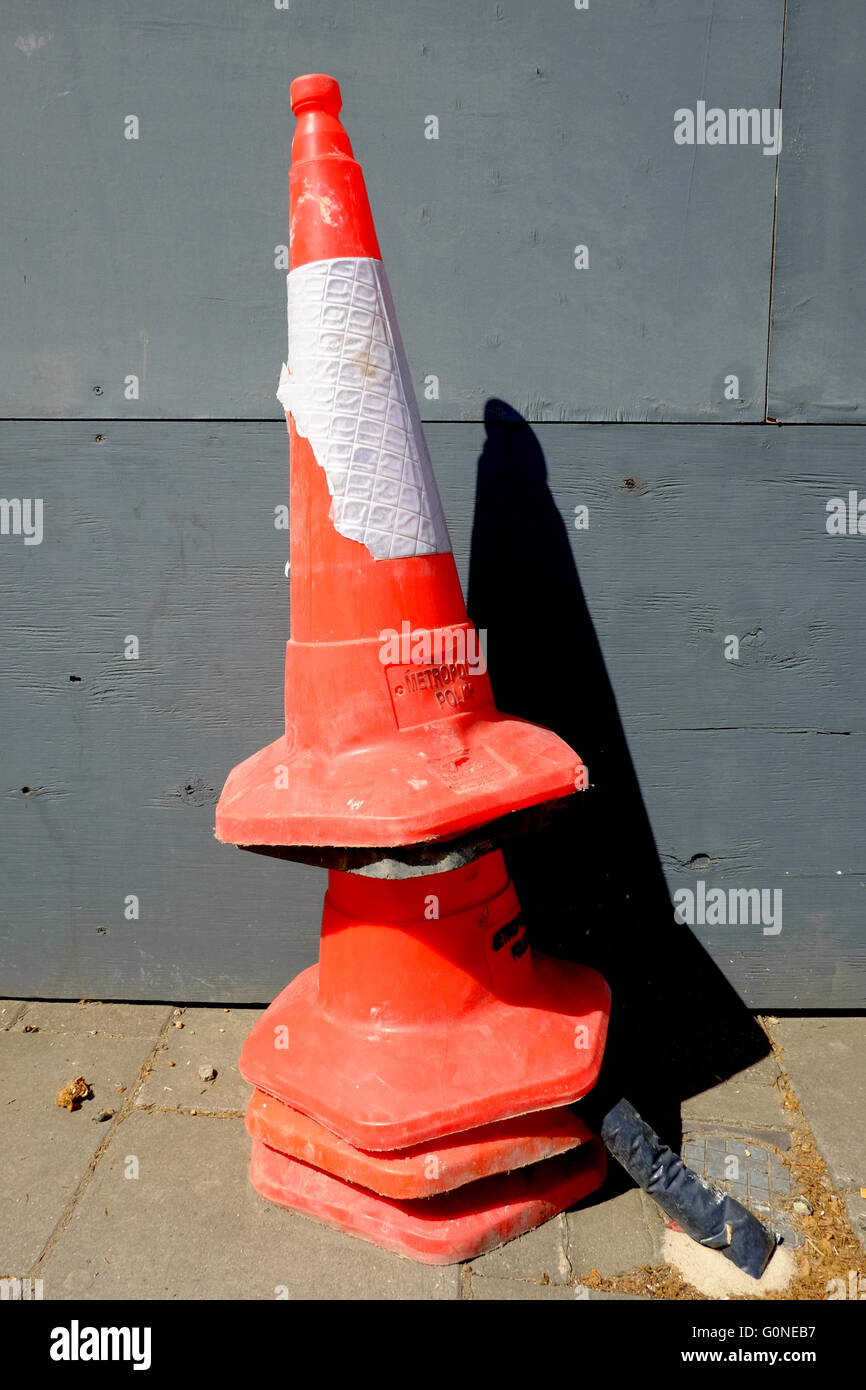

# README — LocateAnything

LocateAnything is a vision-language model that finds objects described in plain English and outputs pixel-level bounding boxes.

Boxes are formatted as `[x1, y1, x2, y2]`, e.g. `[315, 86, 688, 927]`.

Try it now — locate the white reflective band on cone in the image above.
[276, 257, 452, 561]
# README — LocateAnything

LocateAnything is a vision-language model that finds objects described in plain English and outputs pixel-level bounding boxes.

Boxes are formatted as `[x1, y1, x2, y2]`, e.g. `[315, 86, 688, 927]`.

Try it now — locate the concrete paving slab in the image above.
[768, 1017, 866, 1190]
[39, 1111, 458, 1300]
[470, 1276, 575, 1300]
[135, 1007, 260, 1114]
[18, 1001, 172, 1038]
[0, 1000, 26, 1030]
[467, 1213, 570, 1284]
[469, 1276, 575, 1301]
[4, 1000, 860, 1302]
[0, 1032, 156, 1273]
[566, 1188, 661, 1278]
[682, 1121, 792, 1150]
[681, 1056, 789, 1129]
[469, 1275, 651, 1301]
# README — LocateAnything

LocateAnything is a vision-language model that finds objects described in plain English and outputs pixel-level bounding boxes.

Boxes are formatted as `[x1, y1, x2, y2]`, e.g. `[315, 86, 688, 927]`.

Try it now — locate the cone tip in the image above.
[290, 73, 342, 118]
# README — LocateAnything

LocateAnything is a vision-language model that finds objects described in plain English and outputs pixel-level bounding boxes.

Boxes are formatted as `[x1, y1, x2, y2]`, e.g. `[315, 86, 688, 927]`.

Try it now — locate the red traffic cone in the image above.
[239, 848, 609, 1150]
[218, 74, 612, 1264]
[250, 1138, 607, 1266]
[214, 73, 589, 853]
[245, 1089, 594, 1200]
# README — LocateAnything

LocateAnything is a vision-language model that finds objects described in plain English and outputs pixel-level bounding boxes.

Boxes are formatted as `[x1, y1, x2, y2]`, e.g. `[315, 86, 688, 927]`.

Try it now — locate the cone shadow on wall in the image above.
[467, 400, 770, 1158]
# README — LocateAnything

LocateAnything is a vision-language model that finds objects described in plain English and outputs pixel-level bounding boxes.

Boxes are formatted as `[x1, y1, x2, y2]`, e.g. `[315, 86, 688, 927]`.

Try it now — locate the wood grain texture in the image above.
[0, 421, 862, 1006]
[768, 0, 866, 421]
[0, 0, 781, 422]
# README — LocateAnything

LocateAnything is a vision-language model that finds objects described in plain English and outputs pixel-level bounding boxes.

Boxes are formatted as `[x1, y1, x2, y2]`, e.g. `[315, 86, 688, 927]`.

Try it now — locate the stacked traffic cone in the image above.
[215, 73, 611, 1264]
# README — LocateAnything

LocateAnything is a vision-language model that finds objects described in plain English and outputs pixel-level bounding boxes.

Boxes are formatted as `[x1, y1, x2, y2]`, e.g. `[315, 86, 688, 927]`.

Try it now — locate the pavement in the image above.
[1, 999, 864, 1301]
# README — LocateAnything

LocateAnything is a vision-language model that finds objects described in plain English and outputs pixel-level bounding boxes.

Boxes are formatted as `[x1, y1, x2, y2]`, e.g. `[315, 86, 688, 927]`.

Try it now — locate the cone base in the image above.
[245, 1088, 594, 1198]
[239, 955, 610, 1152]
[250, 1138, 607, 1265]
[215, 713, 584, 850]
[233, 795, 578, 874]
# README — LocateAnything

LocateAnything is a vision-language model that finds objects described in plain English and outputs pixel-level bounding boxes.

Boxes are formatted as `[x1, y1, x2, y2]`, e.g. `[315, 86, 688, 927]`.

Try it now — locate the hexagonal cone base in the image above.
[239, 954, 609, 1152]
[246, 1088, 594, 1199]
[215, 718, 586, 851]
[250, 1138, 608, 1265]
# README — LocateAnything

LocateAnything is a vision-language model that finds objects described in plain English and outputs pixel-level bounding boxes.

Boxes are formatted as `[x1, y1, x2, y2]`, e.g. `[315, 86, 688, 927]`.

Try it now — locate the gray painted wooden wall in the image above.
[1, 1, 863, 1007]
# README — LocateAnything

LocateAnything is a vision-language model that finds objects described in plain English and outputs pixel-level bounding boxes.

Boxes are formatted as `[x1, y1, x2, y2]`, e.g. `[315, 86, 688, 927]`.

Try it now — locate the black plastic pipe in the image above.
[596, 1097, 778, 1279]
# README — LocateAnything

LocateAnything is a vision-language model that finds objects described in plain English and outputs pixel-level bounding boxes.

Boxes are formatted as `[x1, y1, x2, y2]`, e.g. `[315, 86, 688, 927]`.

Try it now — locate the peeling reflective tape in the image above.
[276, 257, 452, 560]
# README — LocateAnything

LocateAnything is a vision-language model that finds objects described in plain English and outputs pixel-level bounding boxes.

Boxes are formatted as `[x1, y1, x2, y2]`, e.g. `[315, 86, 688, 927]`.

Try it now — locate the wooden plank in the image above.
[508, 732, 866, 1015]
[768, 0, 866, 421]
[0, 0, 782, 422]
[0, 420, 863, 1006]
[460, 417, 866, 734]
